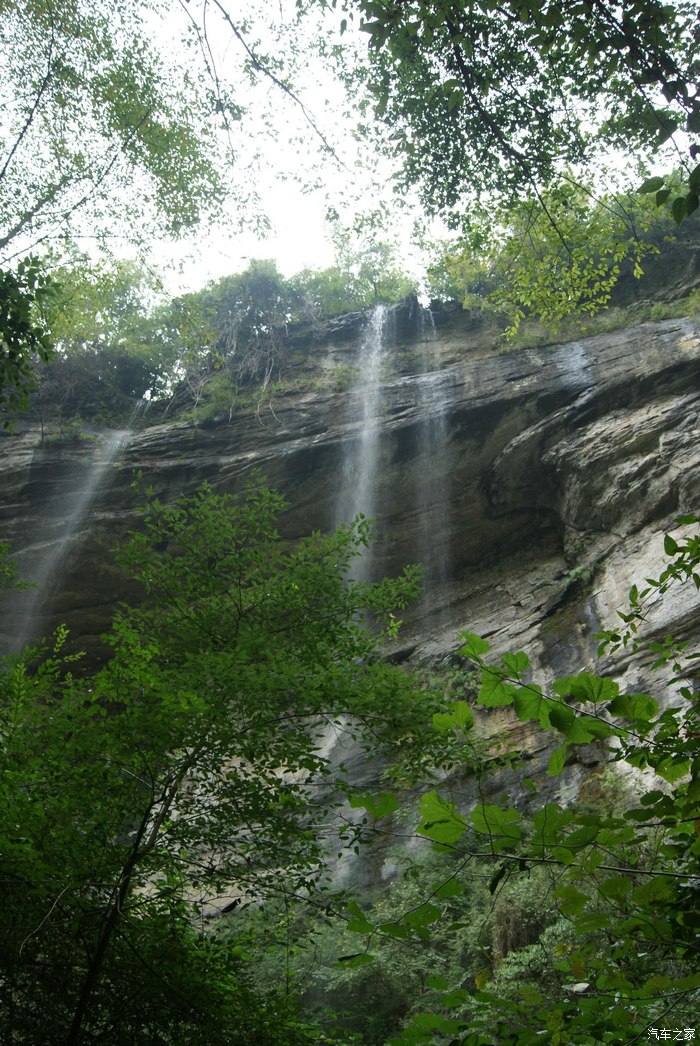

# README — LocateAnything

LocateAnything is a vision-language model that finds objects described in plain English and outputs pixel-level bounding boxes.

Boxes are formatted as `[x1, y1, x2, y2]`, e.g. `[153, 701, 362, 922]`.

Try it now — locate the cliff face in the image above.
[2, 306, 699, 715]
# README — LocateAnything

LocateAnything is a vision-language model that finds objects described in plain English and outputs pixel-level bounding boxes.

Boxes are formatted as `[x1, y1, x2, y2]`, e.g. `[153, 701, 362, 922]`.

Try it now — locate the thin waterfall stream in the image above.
[335, 303, 389, 582]
[416, 311, 452, 601]
[10, 427, 133, 652]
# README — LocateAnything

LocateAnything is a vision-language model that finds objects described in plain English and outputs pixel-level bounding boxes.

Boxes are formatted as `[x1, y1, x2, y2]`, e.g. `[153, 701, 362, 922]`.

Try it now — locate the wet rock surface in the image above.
[1, 310, 699, 762]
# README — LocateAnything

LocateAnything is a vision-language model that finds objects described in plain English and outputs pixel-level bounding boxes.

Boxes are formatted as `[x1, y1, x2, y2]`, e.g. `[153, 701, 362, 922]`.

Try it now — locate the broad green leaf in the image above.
[502, 650, 529, 678]
[441, 988, 469, 1008]
[346, 900, 374, 934]
[554, 673, 619, 704]
[409, 1013, 464, 1033]
[580, 717, 614, 740]
[546, 746, 569, 776]
[478, 667, 517, 707]
[641, 974, 673, 993]
[348, 791, 398, 819]
[655, 755, 690, 784]
[379, 921, 410, 940]
[574, 912, 610, 932]
[512, 686, 547, 722]
[548, 704, 574, 733]
[432, 700, 474, 733]
[470, 803, 521, 848]
[336, 953, 374, 967]
[403, 903, 442, 929]
[458, 631, 490, 661]
[675, 971, 700, 990]
[555, 712, 597, 744]
[564, 823, 599, 848]
[434, 877, 465, 899]
[418, 790, 467, 845]
[631, 878, 673, 905]
[607, 692, 658, 722]
[532, 804, 572, 852]
[598, 875, 633, 900]
[556, 883, 589, 915]
[638, 176, 665, 193]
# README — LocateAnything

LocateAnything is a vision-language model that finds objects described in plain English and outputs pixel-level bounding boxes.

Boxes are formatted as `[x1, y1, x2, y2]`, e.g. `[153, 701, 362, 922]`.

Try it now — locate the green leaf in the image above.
[470, 803, 521, 849]
[502, 650, 529, 678]
[379, 921, 410, 940]
[574, 912, 610, 932]
[548, 704, 574, 733]
[427, 974, 449, 991]
[418, 791, 467, 845]
[607, 692, 658, 722]
[337, 953, 374, 967]
[546, 746, 569, 776]
[459, 631, 490, 661]
[655, 755, 690, 784]
[672, 195, 687, 224]
[688, 165, 700, 193]
[598, 875, 633, 900]
[532, 804, 572, 852]
[512, 686, 548, 722]
[638, 176, 665, 193]
[555, 883, 589, 915]
[631, 877, 673, 905]
[554, 673, 619, 704]
[564, 823, 599, 848]
[434, 877, 465, 899]
[478, 667, 517, 707]
[348, 791, 398, 819]
[403, 903, 442, 929]
[346, 900, 374, 934]
[432, 700, 474, 733]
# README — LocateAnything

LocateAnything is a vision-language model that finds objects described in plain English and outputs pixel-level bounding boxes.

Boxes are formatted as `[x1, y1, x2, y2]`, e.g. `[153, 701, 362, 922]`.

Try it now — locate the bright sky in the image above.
[145, 0, 437, 295]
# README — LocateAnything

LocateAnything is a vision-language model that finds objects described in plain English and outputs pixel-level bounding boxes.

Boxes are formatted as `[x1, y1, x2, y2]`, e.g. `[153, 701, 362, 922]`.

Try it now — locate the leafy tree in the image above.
[0, 0, 230, 258]
[0, 479, 444, 1044]
[0, 257, 55, 419]
[26, 260, 179, 429]
[343, 0, 699, 216]
[0, 0, 230, 418]
[339, 517, 700, 1043]
[429, 180, 665, 331]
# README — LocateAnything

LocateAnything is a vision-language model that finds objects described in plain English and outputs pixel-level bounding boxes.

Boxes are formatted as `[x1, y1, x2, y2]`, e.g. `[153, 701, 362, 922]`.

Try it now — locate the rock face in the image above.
[2, 307, 699, 671]
[2, 306, 699, 812]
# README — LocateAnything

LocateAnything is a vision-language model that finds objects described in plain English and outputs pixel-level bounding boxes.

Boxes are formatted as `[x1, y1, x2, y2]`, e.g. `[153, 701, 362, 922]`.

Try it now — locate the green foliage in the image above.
[0, 257, 55, 420]
[0, 542, 31, 591]
[349, 0, 698, 215]
[295, 516, 700, 1043]
[235, 847, 567, 1045]
[0, 479, 442, 1044]
[157, 255, 416, 417]
[289, 262, 406, 321]
[0, 0, 227, 256]
[428, 181, 666, 332]
[25, 260, 173, 427]
[638, 164, 700, 224]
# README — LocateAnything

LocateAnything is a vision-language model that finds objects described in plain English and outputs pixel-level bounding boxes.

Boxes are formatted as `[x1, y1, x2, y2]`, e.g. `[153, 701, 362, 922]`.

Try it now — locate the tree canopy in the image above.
[0, 0, 232, 260]
[0, 479, 445, 1044]
[345, 0, 699, 218]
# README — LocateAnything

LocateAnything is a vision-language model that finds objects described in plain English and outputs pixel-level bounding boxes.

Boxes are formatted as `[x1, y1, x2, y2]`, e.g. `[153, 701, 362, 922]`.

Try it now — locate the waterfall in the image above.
[416, 310, 451, 594]
[10, 428, 132, 652]
[335, 304, 389, 582]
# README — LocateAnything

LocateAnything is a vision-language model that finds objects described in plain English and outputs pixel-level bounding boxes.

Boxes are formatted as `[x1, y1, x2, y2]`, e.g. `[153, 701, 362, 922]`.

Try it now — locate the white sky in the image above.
[144, 0, 437, 295]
